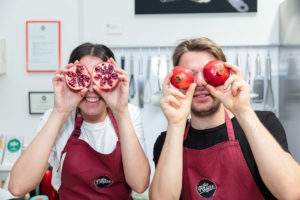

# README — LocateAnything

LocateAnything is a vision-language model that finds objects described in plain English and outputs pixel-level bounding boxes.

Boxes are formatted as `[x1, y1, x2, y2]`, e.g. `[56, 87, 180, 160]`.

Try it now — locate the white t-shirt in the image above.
[36, 104, 145, 191]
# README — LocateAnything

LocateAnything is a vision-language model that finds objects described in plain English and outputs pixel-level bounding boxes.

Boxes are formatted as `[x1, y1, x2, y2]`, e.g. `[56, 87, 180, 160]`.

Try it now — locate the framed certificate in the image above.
[28, 91, 54, 114]
[26, 21, 61, 72]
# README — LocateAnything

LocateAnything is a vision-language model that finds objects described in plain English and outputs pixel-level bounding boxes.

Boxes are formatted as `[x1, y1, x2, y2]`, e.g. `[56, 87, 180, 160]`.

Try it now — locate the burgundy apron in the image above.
[182, 111, 264, 199]
[58, 109, 132, 200]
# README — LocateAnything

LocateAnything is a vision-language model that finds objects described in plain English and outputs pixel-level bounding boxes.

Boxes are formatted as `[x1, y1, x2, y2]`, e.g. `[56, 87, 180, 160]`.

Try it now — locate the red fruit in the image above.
[170, 66, 195, 90]
[65, 62, 92, 91]
[92, 62, 119, 91]
[203, 60, 230, 87]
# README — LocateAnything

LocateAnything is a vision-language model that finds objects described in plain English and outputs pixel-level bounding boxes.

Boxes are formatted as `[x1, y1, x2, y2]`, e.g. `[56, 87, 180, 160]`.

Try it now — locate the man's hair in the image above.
[172, 37, 226, 66]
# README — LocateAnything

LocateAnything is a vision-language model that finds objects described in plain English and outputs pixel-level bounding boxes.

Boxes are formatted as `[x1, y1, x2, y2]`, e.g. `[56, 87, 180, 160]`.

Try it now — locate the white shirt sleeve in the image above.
[35, 109, 56, 167]
[128, 104, 147, 152]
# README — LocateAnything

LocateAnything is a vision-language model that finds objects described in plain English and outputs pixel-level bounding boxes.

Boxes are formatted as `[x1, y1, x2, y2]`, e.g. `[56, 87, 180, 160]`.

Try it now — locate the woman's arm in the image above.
[9, 69, 87, 196]
[9, 109, 68, 196]
[115, 108, 150, 193]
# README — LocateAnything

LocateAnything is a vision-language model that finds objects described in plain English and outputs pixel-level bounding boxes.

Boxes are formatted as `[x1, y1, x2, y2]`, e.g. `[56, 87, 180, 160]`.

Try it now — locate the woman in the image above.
[9, 43, 150, 199]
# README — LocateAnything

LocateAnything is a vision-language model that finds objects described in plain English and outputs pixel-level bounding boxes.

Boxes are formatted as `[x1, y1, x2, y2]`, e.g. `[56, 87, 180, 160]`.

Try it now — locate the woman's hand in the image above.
[93, 58, 129, 115]
[205, 63, 252, 115]
[52, 65, 87, 115]
[160, 71, 196, 125]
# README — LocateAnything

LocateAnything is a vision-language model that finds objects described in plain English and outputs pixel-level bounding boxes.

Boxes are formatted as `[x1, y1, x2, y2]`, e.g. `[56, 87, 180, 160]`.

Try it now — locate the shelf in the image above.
[0, 164, 12, 171]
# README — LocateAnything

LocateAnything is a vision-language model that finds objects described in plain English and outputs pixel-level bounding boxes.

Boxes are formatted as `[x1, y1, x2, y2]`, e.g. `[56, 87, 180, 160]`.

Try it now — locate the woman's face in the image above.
[77, 55, 107, 121]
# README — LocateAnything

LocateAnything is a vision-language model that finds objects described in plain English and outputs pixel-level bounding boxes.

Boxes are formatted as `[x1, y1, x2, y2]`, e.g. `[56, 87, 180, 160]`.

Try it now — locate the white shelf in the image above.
[0, 164, 12, 172]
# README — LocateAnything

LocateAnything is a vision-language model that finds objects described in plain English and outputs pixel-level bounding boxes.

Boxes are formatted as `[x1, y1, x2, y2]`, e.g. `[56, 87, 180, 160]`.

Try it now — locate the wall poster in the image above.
[135, 0, 257, 14]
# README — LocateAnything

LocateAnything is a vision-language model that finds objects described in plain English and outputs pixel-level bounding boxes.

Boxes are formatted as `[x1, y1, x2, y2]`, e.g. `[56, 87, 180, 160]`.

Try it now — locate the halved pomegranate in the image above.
[92, 62, 119, 91]
[64, 62, 92, 91]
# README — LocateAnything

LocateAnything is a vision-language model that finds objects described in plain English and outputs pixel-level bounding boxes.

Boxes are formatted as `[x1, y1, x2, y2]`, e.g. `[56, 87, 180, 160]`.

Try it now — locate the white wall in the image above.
[0, 0, 81, 144]
[82, 0, 280, 47]
[0, 0, 282, 162]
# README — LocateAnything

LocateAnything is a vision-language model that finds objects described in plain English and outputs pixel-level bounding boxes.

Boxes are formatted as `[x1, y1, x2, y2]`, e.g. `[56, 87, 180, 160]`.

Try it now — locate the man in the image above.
[150, 37, 300, 200]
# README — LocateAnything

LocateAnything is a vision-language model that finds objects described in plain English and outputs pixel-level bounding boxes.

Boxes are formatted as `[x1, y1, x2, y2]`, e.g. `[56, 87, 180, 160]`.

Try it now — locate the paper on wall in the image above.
[0, 134, 5, 165]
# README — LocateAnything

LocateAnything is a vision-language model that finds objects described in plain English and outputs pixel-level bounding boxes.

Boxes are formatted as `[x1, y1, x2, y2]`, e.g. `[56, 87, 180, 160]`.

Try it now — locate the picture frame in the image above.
[135, 0, 257, 14]
[26, 20, 61, 72]
[28, 91, 54, 114]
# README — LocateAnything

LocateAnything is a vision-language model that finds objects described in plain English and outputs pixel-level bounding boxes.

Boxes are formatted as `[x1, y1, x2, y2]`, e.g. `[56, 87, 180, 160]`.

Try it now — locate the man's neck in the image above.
[190, 105, 233, 130]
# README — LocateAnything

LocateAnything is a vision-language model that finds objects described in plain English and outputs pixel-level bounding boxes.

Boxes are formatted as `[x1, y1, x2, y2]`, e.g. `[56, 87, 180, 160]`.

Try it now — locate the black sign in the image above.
[197, 179, 217, 198]
[135, 0, 257, 14]
[94, 176, 113, 188]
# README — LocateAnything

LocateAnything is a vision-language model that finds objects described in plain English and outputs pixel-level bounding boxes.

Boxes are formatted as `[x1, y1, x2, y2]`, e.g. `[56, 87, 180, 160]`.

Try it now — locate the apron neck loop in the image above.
[74, 110, 83, 136]
[184, 110, 235, 141]
[183, 121, 190, 140]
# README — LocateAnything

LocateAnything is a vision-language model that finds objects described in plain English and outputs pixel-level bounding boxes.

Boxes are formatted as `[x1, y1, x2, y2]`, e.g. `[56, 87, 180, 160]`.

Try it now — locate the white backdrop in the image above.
[0, 0, 286, 173]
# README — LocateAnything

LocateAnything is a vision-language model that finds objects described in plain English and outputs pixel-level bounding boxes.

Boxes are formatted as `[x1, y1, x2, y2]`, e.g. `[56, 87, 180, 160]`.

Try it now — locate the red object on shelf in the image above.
[40, 168, 59, 200]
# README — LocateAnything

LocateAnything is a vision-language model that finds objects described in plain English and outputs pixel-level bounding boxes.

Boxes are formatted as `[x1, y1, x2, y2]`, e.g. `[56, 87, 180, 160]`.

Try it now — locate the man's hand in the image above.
[160, 71, 196, 125]
[205, 63, 252, 115]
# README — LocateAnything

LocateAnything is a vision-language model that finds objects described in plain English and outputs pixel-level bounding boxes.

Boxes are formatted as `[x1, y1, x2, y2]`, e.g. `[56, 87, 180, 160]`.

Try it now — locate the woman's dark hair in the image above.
[68, 43, 115, 63]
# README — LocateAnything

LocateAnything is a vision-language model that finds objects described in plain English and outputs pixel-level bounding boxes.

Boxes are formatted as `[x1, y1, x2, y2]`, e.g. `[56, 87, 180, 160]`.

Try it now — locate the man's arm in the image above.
[207, 63, 300, 200]
[236, 109, 300, 200]
[149, 72, 196, 200]
[150, 123, 186, 200]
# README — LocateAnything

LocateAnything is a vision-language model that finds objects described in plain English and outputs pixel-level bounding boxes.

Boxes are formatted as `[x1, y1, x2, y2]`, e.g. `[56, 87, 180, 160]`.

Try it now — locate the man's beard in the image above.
[191, 97, 221, 117]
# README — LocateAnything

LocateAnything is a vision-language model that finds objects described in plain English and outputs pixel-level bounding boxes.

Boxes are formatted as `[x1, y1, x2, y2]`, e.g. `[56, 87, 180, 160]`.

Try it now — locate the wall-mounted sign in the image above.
[2, 135, 23, 166]
[28, 91, 54, 114]
[135, 0, 257, 14]
[26, 21, 61, 72]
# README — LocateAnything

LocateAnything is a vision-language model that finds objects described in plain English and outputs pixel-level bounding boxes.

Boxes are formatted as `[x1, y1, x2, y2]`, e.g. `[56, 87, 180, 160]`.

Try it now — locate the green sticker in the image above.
[7, 138, 21, 153]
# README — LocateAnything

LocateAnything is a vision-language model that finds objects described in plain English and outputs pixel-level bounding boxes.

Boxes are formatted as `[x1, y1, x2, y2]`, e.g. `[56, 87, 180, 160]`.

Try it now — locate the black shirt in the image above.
[153, 111, 289, 200]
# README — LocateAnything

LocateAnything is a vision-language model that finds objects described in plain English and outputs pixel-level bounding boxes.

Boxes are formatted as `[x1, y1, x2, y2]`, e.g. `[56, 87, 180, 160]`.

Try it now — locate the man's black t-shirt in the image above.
[153, 111, 289, 200]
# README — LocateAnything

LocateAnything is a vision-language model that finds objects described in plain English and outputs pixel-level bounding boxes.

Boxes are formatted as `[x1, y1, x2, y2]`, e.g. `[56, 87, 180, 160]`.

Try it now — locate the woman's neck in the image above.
[80, 109, 108, 123]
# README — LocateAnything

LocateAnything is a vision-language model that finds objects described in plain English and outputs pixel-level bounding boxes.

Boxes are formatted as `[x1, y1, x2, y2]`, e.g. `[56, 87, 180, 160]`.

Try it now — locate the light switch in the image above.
[105, 23, 123, 35]
[0, 39, 6, 75]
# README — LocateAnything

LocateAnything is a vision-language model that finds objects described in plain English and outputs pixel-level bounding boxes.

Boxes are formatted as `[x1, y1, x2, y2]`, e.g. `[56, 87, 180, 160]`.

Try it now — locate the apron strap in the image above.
[107, 108, 120, 139]
[183, 110, 236, 141]
[57, 110, 83, 172]
[225, 111, 235, 141]
[73, 112, 84, 137]
[183, 121, 190, 140]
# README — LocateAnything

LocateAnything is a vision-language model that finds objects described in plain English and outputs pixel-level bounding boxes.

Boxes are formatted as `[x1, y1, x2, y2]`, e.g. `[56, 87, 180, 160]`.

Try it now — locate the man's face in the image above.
[178, 51, 221, 117]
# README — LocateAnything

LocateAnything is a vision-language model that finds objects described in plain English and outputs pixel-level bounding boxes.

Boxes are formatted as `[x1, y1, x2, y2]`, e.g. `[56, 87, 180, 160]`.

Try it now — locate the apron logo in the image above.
[197, 179, 217, 198]
[94, 176, 113, 188]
